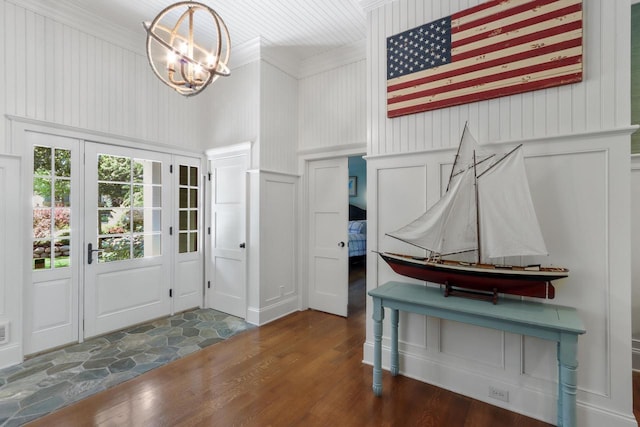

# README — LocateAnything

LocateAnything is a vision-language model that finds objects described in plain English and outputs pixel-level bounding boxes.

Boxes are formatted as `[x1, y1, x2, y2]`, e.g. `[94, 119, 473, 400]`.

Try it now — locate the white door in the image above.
[208, 153, 248, 318]
[308, 158, 349, 317]
[25, 132, 81, 354]
[174, 156, 204, 312]
[83, 143, 172, 338]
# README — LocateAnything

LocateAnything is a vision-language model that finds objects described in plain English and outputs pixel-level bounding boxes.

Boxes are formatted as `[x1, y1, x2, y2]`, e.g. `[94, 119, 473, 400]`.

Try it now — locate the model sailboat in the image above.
[378, 125, 568, 302]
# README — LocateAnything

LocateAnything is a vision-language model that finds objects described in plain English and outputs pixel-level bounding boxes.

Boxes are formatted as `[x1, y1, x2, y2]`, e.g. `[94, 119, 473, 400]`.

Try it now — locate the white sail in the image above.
[477, 146, 548, 260]
[387, 167, 477, 255]
[448, 124, 495, 190]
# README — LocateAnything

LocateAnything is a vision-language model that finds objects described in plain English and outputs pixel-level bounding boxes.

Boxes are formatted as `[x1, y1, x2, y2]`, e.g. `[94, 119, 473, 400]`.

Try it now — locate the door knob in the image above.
[338, 241, 345, 247]
[87, 242, 104, 264]
[239, 243, 246, 248]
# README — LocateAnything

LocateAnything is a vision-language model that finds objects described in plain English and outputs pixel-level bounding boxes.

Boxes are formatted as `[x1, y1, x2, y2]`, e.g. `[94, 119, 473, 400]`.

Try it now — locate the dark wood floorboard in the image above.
[27, 265, 633, 426]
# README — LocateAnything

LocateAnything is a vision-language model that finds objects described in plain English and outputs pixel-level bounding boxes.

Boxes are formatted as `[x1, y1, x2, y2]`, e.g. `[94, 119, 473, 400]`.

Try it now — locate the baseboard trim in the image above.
[246, 296, 299, 326]
[362, 341, 638, 427]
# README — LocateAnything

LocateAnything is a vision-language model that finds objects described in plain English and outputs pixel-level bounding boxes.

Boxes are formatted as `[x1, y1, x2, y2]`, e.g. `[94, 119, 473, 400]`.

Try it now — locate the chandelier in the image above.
[143, 1, 231, 96]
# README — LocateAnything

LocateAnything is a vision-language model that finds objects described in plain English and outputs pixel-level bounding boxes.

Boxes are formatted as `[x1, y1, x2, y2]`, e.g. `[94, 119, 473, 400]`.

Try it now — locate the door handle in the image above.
[87, 243, 103, 265]
[338, 241, 345, 248]
[239, 243, 246, 249]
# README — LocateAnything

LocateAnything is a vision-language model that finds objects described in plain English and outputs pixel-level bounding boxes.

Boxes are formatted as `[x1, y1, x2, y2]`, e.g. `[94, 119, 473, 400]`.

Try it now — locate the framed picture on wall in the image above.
[349, 176, 357, 197]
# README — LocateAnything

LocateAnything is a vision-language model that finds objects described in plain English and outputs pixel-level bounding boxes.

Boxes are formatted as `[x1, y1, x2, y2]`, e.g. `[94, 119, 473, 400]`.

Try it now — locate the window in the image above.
[178, 165, 199, 253]
[33, 146, 71, 270]
[97, 154, 162, 262]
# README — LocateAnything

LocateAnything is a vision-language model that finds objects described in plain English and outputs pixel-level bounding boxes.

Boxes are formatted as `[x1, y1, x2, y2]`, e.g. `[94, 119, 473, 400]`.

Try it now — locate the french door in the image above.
[25, 132, 81, 354]
[25, 131, 205, 353]
[83, 143, 173, 338]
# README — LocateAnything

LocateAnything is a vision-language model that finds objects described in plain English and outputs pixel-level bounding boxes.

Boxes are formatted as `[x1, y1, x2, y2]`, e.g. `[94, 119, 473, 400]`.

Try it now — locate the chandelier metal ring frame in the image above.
[143, 1, 231, 96]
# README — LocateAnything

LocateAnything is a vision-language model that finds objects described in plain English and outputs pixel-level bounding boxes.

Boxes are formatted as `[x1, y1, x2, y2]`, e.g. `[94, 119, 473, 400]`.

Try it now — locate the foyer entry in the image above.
[25, 130, 203, 355]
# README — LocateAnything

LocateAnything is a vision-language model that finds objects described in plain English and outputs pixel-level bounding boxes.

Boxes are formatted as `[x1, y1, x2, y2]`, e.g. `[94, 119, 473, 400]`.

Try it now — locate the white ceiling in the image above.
[54, 0, 368, 62]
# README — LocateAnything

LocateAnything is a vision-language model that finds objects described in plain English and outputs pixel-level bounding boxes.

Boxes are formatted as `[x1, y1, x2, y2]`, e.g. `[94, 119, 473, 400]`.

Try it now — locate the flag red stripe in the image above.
[388, 73, 582, 117]
[451, 0, 538, 20]
[387, 37, 582, 93]
[452, 0, 559, 33]
[451, 4, 582, 48]
[453, 20, 582, 62]
[388, 55, 581, 105]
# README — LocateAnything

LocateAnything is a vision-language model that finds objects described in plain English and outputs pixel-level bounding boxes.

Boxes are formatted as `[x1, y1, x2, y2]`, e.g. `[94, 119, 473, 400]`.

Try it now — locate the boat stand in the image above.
[443, 282, 499, 304]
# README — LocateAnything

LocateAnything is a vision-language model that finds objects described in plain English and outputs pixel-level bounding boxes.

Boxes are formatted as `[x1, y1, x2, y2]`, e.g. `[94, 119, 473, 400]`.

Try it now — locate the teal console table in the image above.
[369, 281, 585, 427]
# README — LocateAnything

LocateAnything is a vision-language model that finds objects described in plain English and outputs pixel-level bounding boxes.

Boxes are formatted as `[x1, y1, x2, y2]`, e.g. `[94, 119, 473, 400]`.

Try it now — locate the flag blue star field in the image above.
[386, 0, 583, 118]
[387, 18, 452, 79]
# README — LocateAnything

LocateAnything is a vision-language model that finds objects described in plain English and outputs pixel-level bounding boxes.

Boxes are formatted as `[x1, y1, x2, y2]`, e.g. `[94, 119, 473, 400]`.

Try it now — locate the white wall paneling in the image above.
[203, 62, 260, 157]
[364, 0, 636, 424]
[298, 59, 367, 153]
[0, 0, 204, 152]
[260, 62, 298, 174]
[365, 131, 636, 426]
[246, 170, 299, 325]
[0, 155, 21, 368]
[631, 154, 640, 370]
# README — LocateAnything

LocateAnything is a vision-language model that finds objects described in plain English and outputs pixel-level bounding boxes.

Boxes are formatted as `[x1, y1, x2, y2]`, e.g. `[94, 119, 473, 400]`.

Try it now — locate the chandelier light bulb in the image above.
[143, 1, 231, 97]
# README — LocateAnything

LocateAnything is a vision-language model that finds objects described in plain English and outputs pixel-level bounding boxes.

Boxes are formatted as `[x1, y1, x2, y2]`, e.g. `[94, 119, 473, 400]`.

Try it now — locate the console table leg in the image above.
[372, 297, 384, 396]
[557, 334, 579, 427]
[390, 309, 399, 376]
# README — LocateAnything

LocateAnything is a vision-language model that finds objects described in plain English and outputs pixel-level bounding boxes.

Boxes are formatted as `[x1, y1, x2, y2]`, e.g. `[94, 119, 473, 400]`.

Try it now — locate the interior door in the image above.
[83, 143, 172, 338]
[308, 158, 349, 317]
[25, 132, 81, 354]
[208, 152, 248, 318]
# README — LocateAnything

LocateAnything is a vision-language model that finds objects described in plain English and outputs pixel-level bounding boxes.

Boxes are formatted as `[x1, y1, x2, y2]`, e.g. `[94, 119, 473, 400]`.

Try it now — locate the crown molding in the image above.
[10, 0, 145, 55]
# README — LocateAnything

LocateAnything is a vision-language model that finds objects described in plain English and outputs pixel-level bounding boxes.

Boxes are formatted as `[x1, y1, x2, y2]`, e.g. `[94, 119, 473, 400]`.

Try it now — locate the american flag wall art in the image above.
[386, 0, 583, 118]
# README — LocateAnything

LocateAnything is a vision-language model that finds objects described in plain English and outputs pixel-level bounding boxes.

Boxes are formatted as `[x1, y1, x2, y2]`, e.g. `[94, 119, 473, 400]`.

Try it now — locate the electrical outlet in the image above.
[488, 386, 509, 402]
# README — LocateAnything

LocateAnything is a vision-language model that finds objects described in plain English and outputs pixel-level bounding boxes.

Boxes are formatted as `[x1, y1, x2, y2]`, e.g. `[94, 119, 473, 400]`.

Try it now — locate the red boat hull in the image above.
[379, 254, 565, 299]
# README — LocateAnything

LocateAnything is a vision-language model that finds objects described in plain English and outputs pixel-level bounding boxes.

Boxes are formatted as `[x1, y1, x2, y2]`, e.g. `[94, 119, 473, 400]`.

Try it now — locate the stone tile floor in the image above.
[0, 309, 254, 426]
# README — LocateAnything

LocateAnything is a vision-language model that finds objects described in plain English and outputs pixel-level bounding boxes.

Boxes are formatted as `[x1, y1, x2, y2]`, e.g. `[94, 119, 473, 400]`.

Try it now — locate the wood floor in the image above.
[28, 267, 635, 426]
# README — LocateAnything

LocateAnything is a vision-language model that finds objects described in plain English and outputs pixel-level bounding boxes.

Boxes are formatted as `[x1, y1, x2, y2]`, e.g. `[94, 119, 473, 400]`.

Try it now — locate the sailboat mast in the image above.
[446, 122, 467, 192]
[473, 149, 481, 264]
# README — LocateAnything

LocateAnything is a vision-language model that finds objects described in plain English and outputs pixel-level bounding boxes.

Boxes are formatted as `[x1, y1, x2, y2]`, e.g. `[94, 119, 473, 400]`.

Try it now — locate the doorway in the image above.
[307, 153, 367, 317]
[24, 130, 203, 355]
[347, 155, 367, 315]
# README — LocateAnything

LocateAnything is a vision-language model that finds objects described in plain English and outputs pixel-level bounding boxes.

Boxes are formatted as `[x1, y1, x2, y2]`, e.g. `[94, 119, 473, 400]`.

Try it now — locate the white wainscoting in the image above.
[631, 155, 640, 371]
[0, 155, 22, 368]
[246, 170, 299, 325]
[364, 130, 636, 426]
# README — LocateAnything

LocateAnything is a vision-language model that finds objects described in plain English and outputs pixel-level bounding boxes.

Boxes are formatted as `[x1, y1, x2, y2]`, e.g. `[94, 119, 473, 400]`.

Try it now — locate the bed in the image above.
[348, 204, 367, 259]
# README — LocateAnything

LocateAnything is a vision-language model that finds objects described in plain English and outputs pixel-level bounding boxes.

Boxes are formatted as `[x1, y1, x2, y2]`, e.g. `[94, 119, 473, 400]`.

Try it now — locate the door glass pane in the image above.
[55, 149, 71, 177]
[180, 165, 188, 186]
[33, 146, 71, 270]
[99, 236, 131, 262]
[190, 232, 198, 252]
[189, 211, 198, 231]
[190, 166, 198, 186]
[34, 146, 51, 176]
[180, 188, 188, 208]
[179, 233, 188, 253]
[54, 238, 71, 268]
[179, 211, 188, 231]
[98, 155, 130, 182]
[97, 154, 162, 263]
[55, 179, 71, 207]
